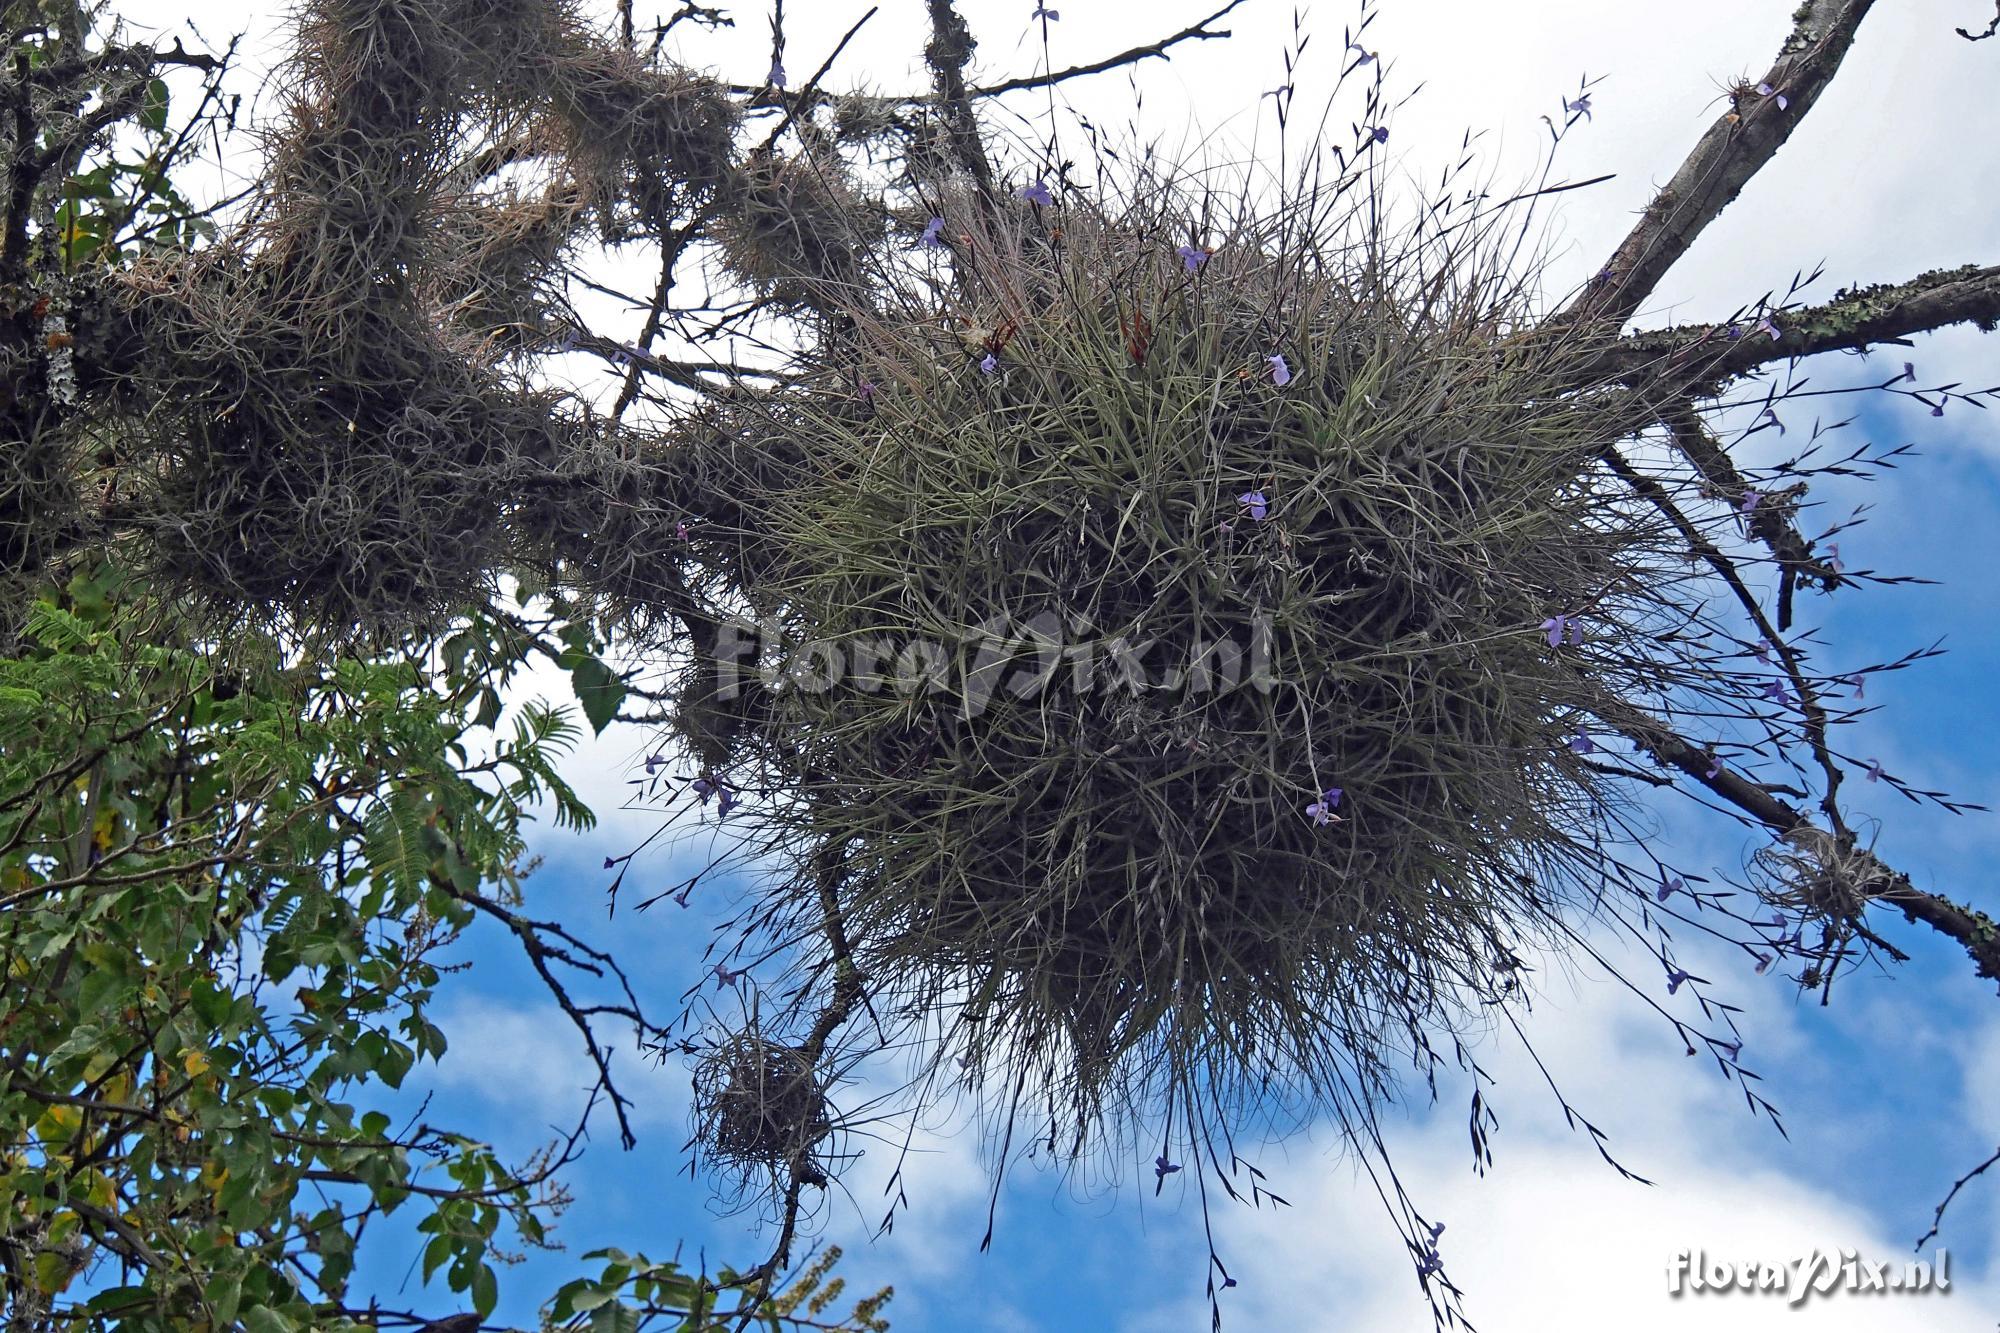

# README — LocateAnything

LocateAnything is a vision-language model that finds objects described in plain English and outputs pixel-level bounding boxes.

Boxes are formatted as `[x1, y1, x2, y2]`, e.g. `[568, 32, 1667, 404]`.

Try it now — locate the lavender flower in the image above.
[1755, 315, 1782, 340]
[1752, 638, 1773, 665]
[1865, 758, 1883, 783]
[1020, 179, 1054, 208]
[1903, 361, 1918, 383]
[1176, 244, 1211, 273]
[1763, 408, 1786, 435]
[1753, 952, 1775, 975]
[858, 379, 879, 403]
[1567, 733, 1596, 755]
[1739, 488, 1763, 515]
[603, 856, 618, 870]
[1368, 125, 1390, 144]
[1666, 966, 1693, 996]
[1033, 2, 1060, 18]
[920, 216, 946, 248]
[980, 351, 999, 376]
[1705, 755, 1724, 780]
[676, 520, 691, 542]
[1347, 42, 1375, 66]
[1824, 542, 1844, 573]
[1760, 680, 1792, 707]
[1267, 353, 1292, 386]
[1843, 671, 1865, 699]
[1755, 81, 1789, 110]
[644, 754, 665, 775]
[1239, 490, 1269, 522]
[1154, 1155, 1182, 1190]
[1932, 399, 1947, 418]
[1541, 613, 1583, 648]
[1565, 93, 1593, 120]
[1715, 1037, 1743, 1060]
[1305, 787, 1344, 825]
[769, 59, 787, 89]
[714, 962, 738, 988]
[1657, 876, 1685, 903]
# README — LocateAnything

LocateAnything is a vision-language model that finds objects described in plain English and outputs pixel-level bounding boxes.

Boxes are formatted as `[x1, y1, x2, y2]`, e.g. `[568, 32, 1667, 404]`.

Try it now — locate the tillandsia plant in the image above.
[6, 0, 2000, 1327]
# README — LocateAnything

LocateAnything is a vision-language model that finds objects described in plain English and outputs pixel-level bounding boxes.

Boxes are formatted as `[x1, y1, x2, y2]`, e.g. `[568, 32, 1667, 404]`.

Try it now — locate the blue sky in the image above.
[118, 0, 2000, 1327]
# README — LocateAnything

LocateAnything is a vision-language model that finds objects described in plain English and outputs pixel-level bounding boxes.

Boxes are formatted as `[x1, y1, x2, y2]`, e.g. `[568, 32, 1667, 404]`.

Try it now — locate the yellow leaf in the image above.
[181, 1050, 211, 1078]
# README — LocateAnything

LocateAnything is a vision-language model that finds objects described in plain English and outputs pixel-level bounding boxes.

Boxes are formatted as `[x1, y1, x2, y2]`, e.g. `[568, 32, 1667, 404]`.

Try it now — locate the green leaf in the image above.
[569, 655, 627, 734]
[140, 78, 170, 133]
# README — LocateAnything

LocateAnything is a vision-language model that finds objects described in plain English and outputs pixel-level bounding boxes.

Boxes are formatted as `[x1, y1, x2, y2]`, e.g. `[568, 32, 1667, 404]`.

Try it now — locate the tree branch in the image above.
[1568, 0, 1880, 327]
[1615, 708, 2000, 987]
[1611, 263, 2000, 380]
[969, 0, 1249, 99]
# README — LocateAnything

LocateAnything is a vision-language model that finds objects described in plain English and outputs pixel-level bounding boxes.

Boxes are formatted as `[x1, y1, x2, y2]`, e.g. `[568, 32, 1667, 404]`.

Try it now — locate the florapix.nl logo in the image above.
[704, 609, 1280, 719]
[1667, 1248, 1951, 1306]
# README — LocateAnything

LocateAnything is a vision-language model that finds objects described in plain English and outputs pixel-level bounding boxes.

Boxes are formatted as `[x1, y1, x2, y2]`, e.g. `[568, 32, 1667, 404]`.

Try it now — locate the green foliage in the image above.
[0, 566, 576, 1327]
[0, 564, 891, 1331]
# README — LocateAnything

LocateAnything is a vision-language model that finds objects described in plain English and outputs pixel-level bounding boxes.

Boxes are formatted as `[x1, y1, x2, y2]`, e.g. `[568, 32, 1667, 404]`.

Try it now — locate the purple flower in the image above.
[1347, 42, 1376, 66]
[1762, 408, 1786, 435]
[1239, 490, 1269, 522]
[1715, 1037, 1743, 1060]
[1739, 488, 1763, 515]
[714, 962, 738, 988]
[694, 776, 736, 815]
[1705, 755, 1724, 780]
[1154, 1155, 1182, 1189]
[920, 216, 946, 248]
[979, 351, 999, 376]
[1267, 354, 1292, 386]
[1033, 2, 1060, 18]
[1753, 952, 1775, 975]
[1020, 179, 1055, 208]
[1751, 638, 1773, 665]
[644, 754, 666, 775]
[1903, 361, 1918, 383]
[676, 520, 692, 542]
[603, 856, 618, 870]
[1865, 758, 1883, 783]
[1824, 542, 1844, 573]
[1755, 81, 1789, 110]
[1657, 876, 1685, 903]
[1541, 613, 1583, 648]
[1565, 93, 1593, 120]
[1726, 323, 1745, 340]
[1176, 244, 1211, 273]
[1305, 787, 1343, 825]
[1368, 125, 1390, 144]
[1666, 966, 1693, 996]
[1566, 733, 1596, 755]
[769, 59, 787, 89]
[1932, 399, 1946, 418]
[1843, 671, 1865, 699]
[1755, 315, 1782, 340]
[673, 883, 694, 908]
[858, 379, 878, 402]
[1760, 680, 1792, 707]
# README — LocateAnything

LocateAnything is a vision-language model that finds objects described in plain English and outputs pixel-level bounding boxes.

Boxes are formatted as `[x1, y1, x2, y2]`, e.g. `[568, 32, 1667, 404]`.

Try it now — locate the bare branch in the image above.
[969, 0, 1249, 100]
[1616, 709, 2000, 987]
[1613, 264, 2000, 379]
[1569, 0, 1879, 327]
